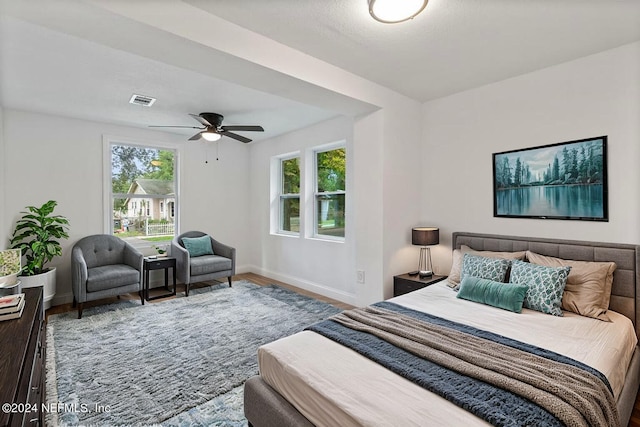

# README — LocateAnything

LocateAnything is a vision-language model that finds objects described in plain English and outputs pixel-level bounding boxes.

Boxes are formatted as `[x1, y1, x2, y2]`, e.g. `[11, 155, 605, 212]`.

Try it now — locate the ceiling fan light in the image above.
[369, 0, 428, 23]
[201, 131, 221, 142]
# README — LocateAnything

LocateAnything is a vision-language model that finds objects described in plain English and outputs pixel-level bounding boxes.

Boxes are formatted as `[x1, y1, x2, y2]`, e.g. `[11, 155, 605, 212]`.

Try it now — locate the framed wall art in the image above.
[493, 136, 608, 221]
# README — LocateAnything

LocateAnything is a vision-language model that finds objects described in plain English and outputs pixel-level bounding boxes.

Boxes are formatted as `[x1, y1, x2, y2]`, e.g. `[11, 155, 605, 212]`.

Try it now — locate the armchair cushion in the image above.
[190, 255, 232, 276]
[86, 264, 141, 293]
[182, 235, 214, 257]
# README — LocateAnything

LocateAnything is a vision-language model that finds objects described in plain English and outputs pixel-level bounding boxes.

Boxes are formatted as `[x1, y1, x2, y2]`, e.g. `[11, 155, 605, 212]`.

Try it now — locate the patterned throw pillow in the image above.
[509, 259, 571, 316]
[448, 246, 526, 285]
[460, 253, 512, 283]
[526, 251, 615, 322]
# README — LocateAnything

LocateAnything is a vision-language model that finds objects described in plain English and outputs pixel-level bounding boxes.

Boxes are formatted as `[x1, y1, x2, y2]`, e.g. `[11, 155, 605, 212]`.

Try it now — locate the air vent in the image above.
[129, 94, 156, 107]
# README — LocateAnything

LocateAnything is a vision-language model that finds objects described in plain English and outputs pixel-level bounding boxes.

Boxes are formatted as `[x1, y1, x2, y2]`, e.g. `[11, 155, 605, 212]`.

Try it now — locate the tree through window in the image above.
[315, 147, 345, 238]
[280, 157, 300, 233]
[110, 143, 177, 252]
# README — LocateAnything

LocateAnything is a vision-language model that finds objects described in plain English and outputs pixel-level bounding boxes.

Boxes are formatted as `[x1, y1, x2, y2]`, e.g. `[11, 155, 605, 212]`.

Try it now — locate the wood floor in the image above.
[46, 273, 640, 426]
[632, 398, 640, 427]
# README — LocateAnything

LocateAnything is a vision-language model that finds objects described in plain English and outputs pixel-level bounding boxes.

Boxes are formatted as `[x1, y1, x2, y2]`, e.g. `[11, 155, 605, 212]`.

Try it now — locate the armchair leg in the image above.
[77, 303, 83, 319]
[185, 283, 190, 297]
[72, 297, 77, 308]
[228, 276, 232, 287]
[140, 290, 145, 305]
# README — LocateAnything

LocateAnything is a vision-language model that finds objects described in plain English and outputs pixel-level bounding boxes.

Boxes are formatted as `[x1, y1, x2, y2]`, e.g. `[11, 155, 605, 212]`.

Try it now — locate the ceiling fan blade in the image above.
[222, 125, 264, 132]
[188, 132, 202, 141]
[222, 131, 252, 143]
[189, 113, 212, 127]
[149, 125, 204, 129]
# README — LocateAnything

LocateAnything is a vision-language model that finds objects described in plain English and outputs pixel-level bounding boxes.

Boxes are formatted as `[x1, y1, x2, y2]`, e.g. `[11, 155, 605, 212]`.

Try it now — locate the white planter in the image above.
[20, 267, 56, 310]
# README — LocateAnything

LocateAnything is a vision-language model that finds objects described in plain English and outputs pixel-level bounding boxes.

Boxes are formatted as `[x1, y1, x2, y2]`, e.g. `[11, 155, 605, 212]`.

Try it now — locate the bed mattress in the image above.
[257, 281, 638, 427]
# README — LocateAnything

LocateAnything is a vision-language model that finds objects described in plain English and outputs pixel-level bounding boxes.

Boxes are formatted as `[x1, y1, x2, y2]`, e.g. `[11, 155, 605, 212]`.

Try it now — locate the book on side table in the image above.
[0, 293, 25, 321]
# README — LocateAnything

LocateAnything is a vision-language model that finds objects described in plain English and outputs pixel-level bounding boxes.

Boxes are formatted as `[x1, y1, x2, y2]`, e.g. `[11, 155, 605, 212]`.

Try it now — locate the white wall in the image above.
[2, 109, 251, 306]
[178, 135, 251, 264]
[248, 116, 356, 303]
[381, 99, 425, 299]
[422, 41, 640, 274]
[248, 96, 423, 307]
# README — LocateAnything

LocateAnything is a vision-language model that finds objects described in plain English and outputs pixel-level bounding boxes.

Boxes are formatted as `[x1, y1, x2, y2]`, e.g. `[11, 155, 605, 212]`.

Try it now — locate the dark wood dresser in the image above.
[0, 288, 45, 427]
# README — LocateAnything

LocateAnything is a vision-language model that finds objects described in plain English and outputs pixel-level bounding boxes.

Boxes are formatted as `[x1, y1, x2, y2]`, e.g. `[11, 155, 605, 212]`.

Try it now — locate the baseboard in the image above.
[51, 292, 74, 307]
[49, 264, 355, 308]
[246, 265, 357, 306]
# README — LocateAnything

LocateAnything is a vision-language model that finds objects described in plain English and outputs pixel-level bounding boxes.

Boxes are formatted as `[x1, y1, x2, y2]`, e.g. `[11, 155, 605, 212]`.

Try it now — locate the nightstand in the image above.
[143, 256, 177, 301]
[393, 273, 447, 297]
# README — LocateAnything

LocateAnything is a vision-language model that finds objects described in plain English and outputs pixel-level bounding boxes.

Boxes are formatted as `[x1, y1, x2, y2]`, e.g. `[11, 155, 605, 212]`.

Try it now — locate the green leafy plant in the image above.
[153, 244, 167, 255]
[10, 200, 70, 276]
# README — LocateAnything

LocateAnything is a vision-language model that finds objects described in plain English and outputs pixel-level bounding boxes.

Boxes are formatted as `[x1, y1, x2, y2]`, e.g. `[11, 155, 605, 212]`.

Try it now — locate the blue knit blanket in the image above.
[306, 301, 618, 427]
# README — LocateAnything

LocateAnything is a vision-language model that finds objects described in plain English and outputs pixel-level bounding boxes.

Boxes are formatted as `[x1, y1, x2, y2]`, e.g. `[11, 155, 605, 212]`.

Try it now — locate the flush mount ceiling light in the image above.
[368, 0, 428, 24]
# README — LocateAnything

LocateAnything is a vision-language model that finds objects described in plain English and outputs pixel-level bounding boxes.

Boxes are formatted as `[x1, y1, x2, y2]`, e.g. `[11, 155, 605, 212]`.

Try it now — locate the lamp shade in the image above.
[201, 131, 221, 141]
[412, 227, 439, 246]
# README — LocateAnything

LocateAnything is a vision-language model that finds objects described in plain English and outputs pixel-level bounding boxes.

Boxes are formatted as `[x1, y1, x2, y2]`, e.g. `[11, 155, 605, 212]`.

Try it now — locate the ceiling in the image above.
[194, 0, 640, 102]
[1, 0, 639, 143]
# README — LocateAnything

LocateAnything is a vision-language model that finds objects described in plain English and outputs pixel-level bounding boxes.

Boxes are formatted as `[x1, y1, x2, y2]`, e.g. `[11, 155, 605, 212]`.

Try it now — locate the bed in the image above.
[244, 232, 640, 426]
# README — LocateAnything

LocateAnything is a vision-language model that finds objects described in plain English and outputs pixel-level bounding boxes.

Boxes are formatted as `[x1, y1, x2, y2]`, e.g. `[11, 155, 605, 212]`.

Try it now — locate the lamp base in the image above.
[417, 247, 434, 278]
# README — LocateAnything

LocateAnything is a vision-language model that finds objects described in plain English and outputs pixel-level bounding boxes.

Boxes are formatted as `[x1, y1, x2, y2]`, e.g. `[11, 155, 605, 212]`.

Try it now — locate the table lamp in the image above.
[412, 227, 439, 277]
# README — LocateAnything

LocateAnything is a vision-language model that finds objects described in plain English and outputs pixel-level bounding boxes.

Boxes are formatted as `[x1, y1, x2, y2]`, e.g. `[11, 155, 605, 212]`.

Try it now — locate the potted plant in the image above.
[10, 200, 70, 308]
[153, 244, 168, 256]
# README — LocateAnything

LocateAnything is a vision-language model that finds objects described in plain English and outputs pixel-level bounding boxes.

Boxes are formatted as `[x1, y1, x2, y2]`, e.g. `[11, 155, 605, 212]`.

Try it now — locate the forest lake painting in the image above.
[493, 136, 608, 221]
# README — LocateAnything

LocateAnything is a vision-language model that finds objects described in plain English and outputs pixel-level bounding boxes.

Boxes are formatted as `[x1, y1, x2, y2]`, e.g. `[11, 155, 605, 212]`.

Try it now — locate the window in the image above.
[279, 156, 300, 233]
[271, 143, 346, 240]
[107, 141, 178, 251]
[315, 147, 345, 238]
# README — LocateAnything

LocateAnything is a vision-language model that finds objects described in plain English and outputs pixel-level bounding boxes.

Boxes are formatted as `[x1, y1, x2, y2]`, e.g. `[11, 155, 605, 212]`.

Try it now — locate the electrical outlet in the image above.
[357, 270, 365, 283]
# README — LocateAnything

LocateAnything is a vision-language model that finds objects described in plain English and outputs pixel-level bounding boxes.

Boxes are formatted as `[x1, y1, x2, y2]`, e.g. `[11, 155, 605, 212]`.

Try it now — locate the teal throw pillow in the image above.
[457, 276, 529, 313]
[509, 259, 571, 316]
[460, 253, 512, 284]
[182, 235, 214, 257]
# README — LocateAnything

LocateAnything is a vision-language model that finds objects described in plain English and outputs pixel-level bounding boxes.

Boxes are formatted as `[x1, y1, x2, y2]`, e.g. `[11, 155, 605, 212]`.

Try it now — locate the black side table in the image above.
[143, 257, 177, 301]
[393, 273, 447, 297]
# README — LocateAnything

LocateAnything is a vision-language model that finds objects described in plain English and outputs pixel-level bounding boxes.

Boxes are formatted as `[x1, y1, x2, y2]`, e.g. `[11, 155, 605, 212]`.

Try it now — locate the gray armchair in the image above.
[171, 231, 236, 296]
[71, 234, 144, 319]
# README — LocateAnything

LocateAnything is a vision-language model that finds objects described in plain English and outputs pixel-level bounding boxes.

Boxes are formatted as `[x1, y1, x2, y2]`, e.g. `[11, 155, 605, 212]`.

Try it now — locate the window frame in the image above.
[312, 143, 346, 241]
[102, 135, 181, 237]
[278, 154, 301, 236]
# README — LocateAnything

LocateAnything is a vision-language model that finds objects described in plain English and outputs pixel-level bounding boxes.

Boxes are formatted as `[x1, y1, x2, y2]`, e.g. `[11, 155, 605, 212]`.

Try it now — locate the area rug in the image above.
[45, 280, 342, 426]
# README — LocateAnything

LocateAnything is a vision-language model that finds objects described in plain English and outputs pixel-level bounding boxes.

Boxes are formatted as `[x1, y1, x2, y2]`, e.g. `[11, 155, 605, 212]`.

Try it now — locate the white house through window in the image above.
[106, 141, 178, 250]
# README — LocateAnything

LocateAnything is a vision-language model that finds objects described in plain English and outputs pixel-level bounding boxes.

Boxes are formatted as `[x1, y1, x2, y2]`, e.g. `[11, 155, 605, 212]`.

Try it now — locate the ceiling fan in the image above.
[150, 112, 264, 143]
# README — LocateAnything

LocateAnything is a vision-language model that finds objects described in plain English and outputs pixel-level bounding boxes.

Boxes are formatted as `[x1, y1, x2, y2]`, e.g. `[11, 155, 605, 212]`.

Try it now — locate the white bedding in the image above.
[258, 281, 638, 427]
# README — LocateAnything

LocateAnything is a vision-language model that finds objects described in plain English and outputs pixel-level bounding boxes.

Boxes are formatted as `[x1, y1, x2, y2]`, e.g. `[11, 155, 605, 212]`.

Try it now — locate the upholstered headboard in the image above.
[452, 232, 640, 340]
